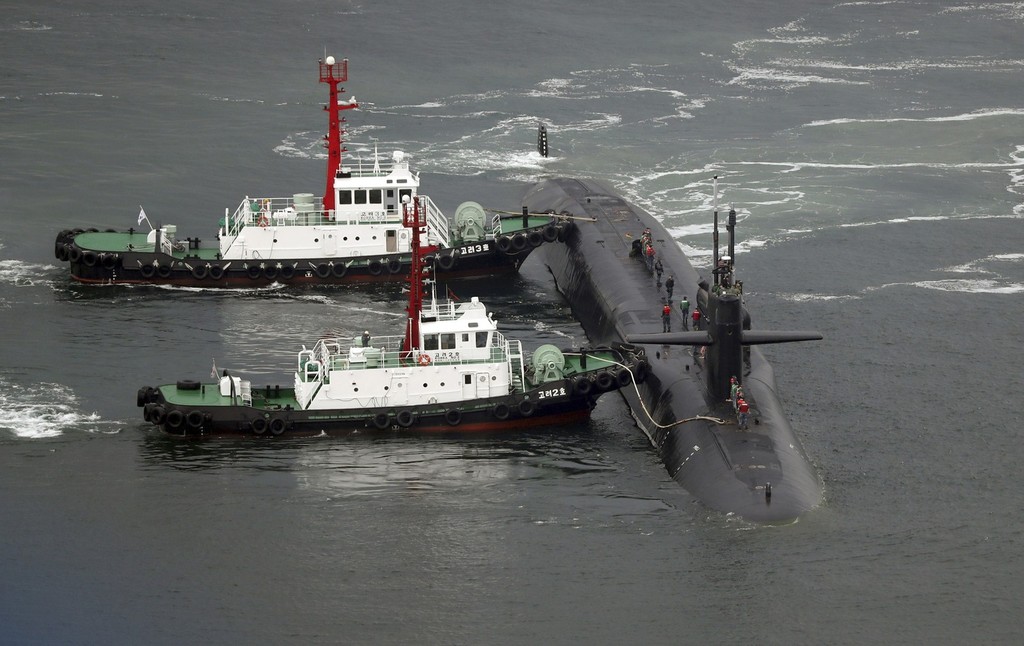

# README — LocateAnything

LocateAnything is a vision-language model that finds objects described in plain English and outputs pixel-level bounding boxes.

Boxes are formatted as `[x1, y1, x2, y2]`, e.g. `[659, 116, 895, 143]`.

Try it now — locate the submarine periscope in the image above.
[523, 176, 823, 523]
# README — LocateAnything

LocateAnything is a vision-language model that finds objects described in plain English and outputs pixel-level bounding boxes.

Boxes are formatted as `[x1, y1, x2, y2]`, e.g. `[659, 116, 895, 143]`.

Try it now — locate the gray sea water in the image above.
[2, 1, 1023, 643]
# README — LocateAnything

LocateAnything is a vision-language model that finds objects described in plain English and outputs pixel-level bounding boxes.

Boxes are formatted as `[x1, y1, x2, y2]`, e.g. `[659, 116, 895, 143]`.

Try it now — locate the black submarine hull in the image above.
[523, 178, 821, 522]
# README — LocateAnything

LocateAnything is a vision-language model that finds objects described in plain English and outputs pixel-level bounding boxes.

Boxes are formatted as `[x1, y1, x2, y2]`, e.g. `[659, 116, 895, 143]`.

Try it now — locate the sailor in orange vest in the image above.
[692, 307, 701, 331]
[662, 302, 672, 332]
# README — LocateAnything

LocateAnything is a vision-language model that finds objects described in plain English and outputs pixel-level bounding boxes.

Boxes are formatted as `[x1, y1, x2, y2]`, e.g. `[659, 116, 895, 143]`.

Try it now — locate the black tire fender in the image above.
[252, 417, 268, 435]
[444, 409, 462, 426]
[396, 409, 414, 428]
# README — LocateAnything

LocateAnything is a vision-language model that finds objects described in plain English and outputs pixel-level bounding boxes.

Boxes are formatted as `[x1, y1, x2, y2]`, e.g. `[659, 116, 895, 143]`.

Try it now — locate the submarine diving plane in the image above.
[523, 176, 822, 523]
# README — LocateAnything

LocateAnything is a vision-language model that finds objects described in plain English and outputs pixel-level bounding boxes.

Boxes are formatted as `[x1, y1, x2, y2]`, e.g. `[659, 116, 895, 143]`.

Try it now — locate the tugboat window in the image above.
[339, 190, 352, 205]
[424, 334, 439, 350]
[476, 332, 488, 347]
[369, 189, 382, 204]
[440, 333, 456, 349]
[354, 190, 367, 205]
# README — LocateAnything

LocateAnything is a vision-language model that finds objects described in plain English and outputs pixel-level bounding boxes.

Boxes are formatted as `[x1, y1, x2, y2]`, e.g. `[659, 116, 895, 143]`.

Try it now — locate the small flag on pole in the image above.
[138, 206, 153, 230]
[211, 358, 218, 379]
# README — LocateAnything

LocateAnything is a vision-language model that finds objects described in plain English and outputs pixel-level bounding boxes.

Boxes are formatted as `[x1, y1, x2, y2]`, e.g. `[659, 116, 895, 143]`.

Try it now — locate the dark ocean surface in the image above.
[1, 1, 1022, 643]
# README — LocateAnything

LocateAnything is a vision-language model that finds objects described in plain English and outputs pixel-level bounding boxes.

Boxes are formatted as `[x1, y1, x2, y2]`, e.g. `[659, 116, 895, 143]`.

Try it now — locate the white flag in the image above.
[137, 206, 152, 229]
[211, 358, 218, 379]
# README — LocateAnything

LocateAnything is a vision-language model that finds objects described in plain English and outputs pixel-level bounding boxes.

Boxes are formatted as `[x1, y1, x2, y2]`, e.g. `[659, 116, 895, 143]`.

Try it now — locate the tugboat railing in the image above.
[222, 194, 450, 248]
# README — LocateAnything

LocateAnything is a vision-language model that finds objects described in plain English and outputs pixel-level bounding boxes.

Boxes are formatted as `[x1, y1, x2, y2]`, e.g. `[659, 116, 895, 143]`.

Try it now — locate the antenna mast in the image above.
[319, 56, 358, 215]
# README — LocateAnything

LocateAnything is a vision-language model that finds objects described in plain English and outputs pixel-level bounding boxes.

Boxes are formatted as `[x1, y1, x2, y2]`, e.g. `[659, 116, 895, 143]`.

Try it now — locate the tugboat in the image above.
[136, 196, 647, 436]
[55, 55, 569, 287]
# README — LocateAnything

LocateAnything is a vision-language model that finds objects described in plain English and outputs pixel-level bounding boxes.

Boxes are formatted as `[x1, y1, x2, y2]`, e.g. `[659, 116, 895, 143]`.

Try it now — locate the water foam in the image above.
[0, 378, 112, 439]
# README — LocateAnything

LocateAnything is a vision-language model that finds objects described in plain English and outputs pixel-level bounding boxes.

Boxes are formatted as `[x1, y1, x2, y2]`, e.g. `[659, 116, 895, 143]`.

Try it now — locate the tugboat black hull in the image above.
[138, 345, 647, 437]
[55, 223, 572, 288]
[523, 178, 821, 523]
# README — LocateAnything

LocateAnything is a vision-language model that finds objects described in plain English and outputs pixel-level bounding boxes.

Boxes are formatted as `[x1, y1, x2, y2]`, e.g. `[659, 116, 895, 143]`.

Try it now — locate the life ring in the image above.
[191, 264, 209, 280]
[496, 236, 512, 252]
[417, 353, 432, 366]
[386, 258, 402, 274]
[269, 417, 286, 435]
[527, 230, 544, 247]
[372, 412, 390, 429]
[165, 409, 185, 430]
[517, 399, 537, 417]
[511, 233, 528, 251]
[444, 409, 462, 426]
[279, 264, 295, 280]
[331, 262, 347, 278]
[186, 410, 204, 429]
[367, 259, 383, 276]
[596, 371, 615, 391]
[252, 417, 268, 435]
[68, 246, 82, 263]
[208, 264, 224, 280]
[156, 264, 172, 278]
[315, 263, 331, 279]
[491, 403, 511, 420]
[572, 376, 593, 396]
[437, 253, 456, 271]
[150, 406, 166, 425]
[246, 265, 262, 280]
[139, 264, 156, 279]
[542, 224, 559, 242]
[395, 409, 414, 428]
[258, 213, 270, 227]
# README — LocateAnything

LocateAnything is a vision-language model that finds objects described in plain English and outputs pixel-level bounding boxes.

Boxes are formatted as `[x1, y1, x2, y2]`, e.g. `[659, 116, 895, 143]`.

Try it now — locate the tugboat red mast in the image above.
[319, 55, 358, 215]
[402, 196, 437, 357]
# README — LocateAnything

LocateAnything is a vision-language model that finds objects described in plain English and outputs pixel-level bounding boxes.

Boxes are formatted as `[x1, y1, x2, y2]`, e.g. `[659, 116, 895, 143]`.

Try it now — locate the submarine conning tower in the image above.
[629, 180, 822, 403]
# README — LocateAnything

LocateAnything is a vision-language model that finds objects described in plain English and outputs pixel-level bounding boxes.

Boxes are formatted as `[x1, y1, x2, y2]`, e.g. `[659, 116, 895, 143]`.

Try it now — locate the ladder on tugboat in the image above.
[508, 340, 526, 392]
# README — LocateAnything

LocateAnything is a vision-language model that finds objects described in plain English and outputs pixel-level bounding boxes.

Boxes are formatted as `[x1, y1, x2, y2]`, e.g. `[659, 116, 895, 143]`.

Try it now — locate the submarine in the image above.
[523, 176, 823, 522]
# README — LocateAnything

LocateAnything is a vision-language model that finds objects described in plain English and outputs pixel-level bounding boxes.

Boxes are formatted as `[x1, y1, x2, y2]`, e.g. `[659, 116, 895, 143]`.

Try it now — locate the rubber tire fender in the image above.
[444, 409, 462, 426]
[542, 224, 559, 242]
[595, 371, 615, 392]
[437, 253, 456, 271]
[572, 376, 593, 396]
[372, 412, 390, 429]
[496, 236, 512, 253]
[186, 410, 204, 429]
[395, 409, 415, 428]
[491, 403, 511, 420]
[208, 264, 225, 280]
[517, 399, 537, 417]
[165, 409, 185, 430]
[269, 417, 286, 435]
[386, 258, 402, 274]
[252, 417, 268, 435]
[367, 259, 383, 276]
[527, 230, 543, 247]
[315, 263, 331, 279]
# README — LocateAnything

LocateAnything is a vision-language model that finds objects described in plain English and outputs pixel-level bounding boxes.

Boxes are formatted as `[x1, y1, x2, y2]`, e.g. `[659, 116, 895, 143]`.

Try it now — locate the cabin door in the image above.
[389, 375, 408, 405]
[475, 372, 490, 398]
[323, 231, 338, 256]
[386, 230, 397, 252]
